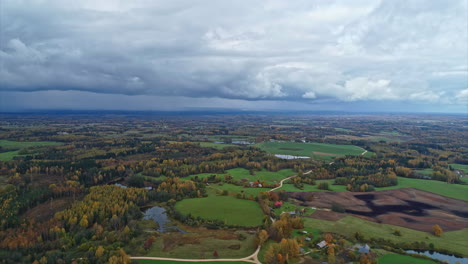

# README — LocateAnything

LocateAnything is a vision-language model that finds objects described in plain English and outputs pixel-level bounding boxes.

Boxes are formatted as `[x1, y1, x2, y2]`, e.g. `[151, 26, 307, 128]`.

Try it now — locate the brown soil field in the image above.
[289, 188, 468, 232]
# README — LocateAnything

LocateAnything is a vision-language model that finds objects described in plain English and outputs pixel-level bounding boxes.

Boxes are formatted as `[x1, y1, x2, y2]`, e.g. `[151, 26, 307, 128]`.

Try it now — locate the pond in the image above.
[274, 154, 310, 160]
[405, 250, 468, 264]
[143, 206, 187, 233]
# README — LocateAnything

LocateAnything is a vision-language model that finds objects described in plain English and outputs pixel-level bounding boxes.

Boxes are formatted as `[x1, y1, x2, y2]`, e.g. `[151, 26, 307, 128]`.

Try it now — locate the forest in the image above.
[0, 112, 466, 264]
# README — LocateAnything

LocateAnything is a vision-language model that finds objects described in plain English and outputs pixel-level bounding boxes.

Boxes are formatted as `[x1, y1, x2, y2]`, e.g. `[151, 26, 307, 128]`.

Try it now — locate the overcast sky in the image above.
[1, 0, 467, 113]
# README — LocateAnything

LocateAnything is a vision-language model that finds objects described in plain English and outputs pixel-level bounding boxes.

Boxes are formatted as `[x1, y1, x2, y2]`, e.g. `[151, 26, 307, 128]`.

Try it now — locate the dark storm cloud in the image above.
[0, 0, 467, 107]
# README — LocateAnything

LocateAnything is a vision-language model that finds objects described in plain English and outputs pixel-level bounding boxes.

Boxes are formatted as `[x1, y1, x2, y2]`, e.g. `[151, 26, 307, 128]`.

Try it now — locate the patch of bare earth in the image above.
[290, 188, 468, 232]
[21, 196, 80, 222]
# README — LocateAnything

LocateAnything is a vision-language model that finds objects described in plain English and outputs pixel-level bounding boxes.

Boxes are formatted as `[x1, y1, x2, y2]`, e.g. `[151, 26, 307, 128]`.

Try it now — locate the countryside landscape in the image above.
[1, 0, 467, 263]
[0, 112, 466, 264]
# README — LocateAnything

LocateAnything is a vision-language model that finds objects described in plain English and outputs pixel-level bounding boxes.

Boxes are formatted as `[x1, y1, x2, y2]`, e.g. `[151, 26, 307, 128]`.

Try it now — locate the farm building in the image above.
[316, 240, 327, 249]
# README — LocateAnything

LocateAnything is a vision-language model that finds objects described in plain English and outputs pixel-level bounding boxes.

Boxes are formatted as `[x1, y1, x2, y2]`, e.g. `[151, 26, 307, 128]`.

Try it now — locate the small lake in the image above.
[405, 250, 468, 264]
[274, 154, 310, 160]
[143, 206, 187, 233]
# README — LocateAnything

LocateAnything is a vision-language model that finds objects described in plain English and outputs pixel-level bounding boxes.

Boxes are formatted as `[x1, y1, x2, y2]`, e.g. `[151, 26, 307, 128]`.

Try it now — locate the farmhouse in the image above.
[316, 240, 327, 249]
[358, 244, 370, 254]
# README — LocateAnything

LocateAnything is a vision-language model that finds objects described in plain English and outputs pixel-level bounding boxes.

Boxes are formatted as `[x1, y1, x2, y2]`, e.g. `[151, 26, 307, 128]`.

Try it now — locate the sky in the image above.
[0, 0, 467, 113]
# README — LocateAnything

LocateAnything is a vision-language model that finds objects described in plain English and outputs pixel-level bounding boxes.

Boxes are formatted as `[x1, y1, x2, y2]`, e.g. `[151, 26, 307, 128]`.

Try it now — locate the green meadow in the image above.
[378, 254, 436, 264]
[450, 163, 468, 173]
[138, 261, 250, 264]
[257, 141, 372, 160]
[174, 194, 264, 227]
[189, 168, 295, 184]
[0, 140, 62, 161]
[276, 179, 347, 192]
[376, 177, 468, 201]
[303, 216, 468, 255]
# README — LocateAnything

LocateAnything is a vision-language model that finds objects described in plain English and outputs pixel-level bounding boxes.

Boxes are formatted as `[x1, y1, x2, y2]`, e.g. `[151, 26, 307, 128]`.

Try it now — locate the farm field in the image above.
[378, 254, 435, 264]
[450, 163, 468, 173]
[0, 140, 62, 161]
[414, 168, 434, 176]
[272, 201, 312, 216]
[208, 183, 270, 197]
[303, 216, 468, 255]
[277, 180, 347, 192]
[174, 194, 264, 227]
[141, 229, 256, 259]
[376, 177, 468, 201]
[257, 141, 372, 160]
[198, 142, 237, 149]
[189, 168, 295, 184]
[137, 261, 250, 264]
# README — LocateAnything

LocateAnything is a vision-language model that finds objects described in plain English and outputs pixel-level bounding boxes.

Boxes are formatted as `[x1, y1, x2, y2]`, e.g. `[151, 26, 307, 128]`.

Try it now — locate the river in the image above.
[405, 250, 468, 264]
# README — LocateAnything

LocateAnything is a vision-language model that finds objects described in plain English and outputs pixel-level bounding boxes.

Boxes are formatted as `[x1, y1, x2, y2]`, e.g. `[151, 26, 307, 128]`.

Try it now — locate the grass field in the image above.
[198, 142, 237, 149]
[208, 183, 270, 197]
[174, 194, 264, 227]
[415, 168, 433, 176]
[189, 168, 295, 184]
[303, 216, 468, 255]
[137, 261, 250, 264]
[276, 180, 348, 192]
[0, 140, 62, 161]
[450, 163, 468, 173]
[141, 228, 257, 259]
[272, 201, 312, 216]
[376, 177, 468, 201]
[378, 254, 435, 264]
[257, 141, 372, 160]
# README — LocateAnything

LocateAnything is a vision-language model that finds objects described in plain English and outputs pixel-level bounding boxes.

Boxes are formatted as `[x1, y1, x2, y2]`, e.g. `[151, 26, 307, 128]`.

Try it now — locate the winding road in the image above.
[269, 170, 312, 192]
[131, 170, 314, 263]
[130, 246, 261, 264]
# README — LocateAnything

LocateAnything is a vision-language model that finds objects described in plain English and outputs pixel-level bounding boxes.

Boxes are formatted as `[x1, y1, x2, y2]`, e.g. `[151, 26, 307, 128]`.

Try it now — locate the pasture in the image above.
[138, 261, 250, 264]
[0, 140, 62, 161]
[277, 180, 347, 192]
[257, 141, 372, 160]
[376, 177, 468, 201]
[208, 183, 270, 197]
[378, 254, 435, 264]
[140, 229, 256, 259]
[450, 163, 468, 173]
[174, 194, 264, 227]
[303, 216, 468, 255]
[190, 168, 295, 184]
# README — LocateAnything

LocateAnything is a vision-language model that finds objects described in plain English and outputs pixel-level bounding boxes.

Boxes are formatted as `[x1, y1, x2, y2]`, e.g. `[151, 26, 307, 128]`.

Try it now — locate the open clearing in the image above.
[291, 188, 468, 233]
[376, 177, 468, 201]
[138, 261, 250, 264]
[208, 183, 270, 197]
[378, 254, 435, 264]
[450, 163, 468, 173]
[276, 180, 347, 192]
[175, 194, 264, 227]
[257, 141, 372, 160]
[142, 228, 256, 259]
[303, 216, 468, 256]
[189, 168, 295, 184]
[198, 142, 237, 149]
[0, 140, 62, 161]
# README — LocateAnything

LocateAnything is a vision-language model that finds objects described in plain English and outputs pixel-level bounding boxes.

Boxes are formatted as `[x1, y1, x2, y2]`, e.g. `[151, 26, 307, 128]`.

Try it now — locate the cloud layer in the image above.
[1, 0, 467, 110]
